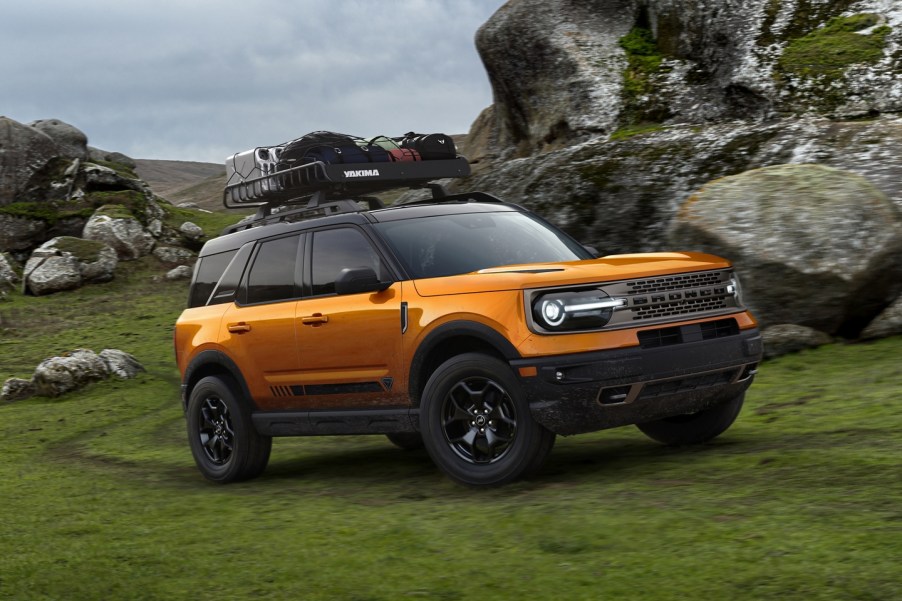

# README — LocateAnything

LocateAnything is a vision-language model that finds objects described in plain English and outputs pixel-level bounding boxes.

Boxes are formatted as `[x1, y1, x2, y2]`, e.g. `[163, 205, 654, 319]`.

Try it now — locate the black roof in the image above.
[200, 197, 520, 258]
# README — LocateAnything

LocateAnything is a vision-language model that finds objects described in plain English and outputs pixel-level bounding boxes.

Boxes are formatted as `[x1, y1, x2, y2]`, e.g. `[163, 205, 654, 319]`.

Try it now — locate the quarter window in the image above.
[188, 250, 236, 308]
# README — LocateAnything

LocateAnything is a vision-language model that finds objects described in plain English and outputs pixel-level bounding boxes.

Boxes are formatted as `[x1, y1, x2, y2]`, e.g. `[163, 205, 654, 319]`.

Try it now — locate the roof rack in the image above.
[221, 159, 472, 235]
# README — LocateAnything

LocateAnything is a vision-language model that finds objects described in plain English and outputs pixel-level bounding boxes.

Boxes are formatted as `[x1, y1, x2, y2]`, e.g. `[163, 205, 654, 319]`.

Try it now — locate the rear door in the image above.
[219, 233, 304, 408]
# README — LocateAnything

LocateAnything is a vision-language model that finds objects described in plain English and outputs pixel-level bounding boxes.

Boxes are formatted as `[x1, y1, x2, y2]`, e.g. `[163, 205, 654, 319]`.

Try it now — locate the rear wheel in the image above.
[636, 393, 745, 446]
[186, 375, 272, 483]
[420, 353, 555, 486]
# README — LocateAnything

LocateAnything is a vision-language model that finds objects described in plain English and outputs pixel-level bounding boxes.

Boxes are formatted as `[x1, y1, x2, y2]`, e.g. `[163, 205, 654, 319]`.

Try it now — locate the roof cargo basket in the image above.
[222, 157, 471, 210]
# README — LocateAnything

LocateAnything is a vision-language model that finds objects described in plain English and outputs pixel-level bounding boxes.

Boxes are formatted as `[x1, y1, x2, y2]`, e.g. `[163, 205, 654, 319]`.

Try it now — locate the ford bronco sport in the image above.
[174, 154, 762, 486]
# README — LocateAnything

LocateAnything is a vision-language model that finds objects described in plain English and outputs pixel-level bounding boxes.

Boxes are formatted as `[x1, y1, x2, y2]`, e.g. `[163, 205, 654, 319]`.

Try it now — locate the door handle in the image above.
[301, 313, 329, 326]
[227, 322, 252, 333]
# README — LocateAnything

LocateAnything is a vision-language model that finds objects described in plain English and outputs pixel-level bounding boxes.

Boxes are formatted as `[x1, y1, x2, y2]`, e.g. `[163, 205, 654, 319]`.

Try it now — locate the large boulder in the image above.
[460, 116, 902, 253]
[28, 119, 89, 160]
[82, 206, 155, 260]
[860, 296, 902, 340]
[0, 116, 59, 206]
[4, 347, 145, 401]
[0, 214, 46, 253]
[23, 236, 118, 295]
[469, 1, 902, 159]
[668, 164, 902, 336]
[32, 349, 109, 398]
[474, 0, 633, 158]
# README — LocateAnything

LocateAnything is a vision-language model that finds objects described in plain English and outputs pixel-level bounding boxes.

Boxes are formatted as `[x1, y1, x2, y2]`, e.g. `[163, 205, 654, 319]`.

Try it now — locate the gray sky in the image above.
[0, 0, 506, 164]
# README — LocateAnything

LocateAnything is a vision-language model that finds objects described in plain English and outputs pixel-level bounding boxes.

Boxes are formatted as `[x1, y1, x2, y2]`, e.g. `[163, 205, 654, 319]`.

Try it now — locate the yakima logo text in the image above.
[344, 169, 380, 178]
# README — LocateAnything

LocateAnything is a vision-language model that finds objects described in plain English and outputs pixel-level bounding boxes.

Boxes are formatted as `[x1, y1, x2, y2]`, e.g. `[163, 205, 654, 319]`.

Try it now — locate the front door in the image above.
[292, 226, 405, 409]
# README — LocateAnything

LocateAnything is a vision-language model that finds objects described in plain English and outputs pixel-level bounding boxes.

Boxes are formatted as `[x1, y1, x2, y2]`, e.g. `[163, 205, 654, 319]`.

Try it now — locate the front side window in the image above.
[311, 228, 388, 296]
[244, 235, 301, 304]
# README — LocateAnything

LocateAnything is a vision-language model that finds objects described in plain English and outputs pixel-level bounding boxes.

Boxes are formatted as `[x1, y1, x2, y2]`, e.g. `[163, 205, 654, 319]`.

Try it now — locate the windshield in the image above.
[374, 211, 590, 279]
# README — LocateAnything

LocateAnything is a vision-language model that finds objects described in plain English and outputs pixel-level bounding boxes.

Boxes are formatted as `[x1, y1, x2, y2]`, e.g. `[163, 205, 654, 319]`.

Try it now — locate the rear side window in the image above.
[188, 250, 237, 308]
[244, 235, 301, 304]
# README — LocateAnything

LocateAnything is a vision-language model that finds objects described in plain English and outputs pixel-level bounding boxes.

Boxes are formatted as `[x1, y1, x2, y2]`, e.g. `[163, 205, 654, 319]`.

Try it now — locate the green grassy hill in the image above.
[1, 228, 900, 599]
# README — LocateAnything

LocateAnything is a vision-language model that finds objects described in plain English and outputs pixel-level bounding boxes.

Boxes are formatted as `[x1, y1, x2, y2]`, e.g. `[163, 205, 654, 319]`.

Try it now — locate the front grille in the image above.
[613, 269, 737, 326]
[632, 296, 728, 320]
[626, 271, 723, 295]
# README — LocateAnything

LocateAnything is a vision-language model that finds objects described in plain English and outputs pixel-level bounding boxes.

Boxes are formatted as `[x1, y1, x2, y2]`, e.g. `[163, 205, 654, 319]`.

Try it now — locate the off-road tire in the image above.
[187, 375, 272, 483]
[420, 353, 555, 486]
[636, 392, 745, 446]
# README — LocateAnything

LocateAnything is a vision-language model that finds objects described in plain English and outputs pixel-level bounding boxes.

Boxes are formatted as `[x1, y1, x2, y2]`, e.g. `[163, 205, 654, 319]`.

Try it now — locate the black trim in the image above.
[511, 328, 763, 435]
[253, 408, 419, 436]
[182, 350, 255, 411]
[408, 320, 522, 405]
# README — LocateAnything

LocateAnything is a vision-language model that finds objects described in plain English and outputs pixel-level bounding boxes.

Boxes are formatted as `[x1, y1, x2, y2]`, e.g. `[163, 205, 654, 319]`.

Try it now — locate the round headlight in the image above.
[532, 288, 625, 332]
[540, 299, 566, 326]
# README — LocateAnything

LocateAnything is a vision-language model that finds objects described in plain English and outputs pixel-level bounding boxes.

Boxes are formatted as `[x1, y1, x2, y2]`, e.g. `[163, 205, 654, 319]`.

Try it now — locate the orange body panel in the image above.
[177, 250, 755, 411]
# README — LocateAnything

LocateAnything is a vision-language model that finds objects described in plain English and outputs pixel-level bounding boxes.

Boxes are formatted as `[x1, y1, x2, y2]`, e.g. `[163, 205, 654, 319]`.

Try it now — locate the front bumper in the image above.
[511, 326, 762, 435]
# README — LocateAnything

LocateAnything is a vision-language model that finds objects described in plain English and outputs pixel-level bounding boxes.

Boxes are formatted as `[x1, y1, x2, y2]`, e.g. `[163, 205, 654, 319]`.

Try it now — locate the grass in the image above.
[1, 258, 901, 600]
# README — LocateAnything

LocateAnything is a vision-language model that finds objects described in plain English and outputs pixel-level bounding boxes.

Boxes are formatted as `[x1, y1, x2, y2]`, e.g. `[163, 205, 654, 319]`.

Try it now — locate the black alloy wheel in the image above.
[441, 376, 517, 464]
[420, 353, 555, 486]
[186, 375, 272, 483]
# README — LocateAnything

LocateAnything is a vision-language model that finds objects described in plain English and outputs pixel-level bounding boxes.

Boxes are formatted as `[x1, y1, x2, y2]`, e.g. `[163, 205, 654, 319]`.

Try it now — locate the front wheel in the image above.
[420, 353, 555, 486]
[636, 393, 745, 446]
[186, 375, 272, 483]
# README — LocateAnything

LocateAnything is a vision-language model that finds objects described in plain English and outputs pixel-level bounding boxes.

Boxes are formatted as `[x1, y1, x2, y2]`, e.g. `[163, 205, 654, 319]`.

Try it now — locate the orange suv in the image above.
[174, 156, 762, 486]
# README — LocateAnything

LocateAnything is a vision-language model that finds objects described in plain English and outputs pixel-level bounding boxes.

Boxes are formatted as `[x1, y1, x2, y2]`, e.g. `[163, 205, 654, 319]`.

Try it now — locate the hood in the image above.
[412, 252, 732, 297]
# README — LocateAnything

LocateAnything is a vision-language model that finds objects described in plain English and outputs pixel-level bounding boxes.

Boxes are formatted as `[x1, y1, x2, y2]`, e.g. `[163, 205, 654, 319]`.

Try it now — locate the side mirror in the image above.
[584, 245, 600, 258]
[334, 267, 391, 295]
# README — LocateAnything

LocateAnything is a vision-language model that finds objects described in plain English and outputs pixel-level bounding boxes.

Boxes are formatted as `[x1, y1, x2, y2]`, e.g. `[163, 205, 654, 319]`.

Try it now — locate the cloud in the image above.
[0, 0, 504, 162]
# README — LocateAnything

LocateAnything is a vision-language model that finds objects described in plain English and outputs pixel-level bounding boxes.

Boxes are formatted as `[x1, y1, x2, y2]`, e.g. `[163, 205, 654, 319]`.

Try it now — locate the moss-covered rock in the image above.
[669, 163, 902, 335]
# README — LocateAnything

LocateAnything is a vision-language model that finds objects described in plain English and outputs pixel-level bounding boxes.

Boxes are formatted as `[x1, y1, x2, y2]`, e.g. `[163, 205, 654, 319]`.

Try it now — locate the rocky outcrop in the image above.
[669, 164, 902, 335]
[464, 0, 902, 342]
[28, 119, 89, 160]
[2, 348, 144, 401]
[82, 208, 155, 260]
[473, 0, 633, 158]
[470, 1, 902, 159]
[0, 116, 59, 206]
[23, 236, 118, 295]
[0, 117, 193, 266]
[88, 146, 136, 169]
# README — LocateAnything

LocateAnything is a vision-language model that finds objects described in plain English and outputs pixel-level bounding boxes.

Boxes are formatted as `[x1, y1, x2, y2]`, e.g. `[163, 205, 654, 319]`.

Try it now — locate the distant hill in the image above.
[134, 159, 226, 212]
